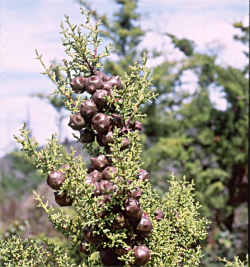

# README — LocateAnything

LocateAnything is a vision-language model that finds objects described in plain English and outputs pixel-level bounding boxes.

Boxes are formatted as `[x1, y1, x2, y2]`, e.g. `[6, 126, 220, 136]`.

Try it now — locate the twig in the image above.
[93, 47, 97, 72]
[125, 78, 137, 88]
[125, 102, 140, 127]
[64, 94, 80, 111]
[84, 56, 94, 75]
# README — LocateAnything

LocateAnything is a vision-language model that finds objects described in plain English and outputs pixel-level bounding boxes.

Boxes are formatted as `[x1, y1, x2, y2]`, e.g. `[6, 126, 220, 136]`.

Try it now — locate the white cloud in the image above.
[0, 96, 74, 157]
[1, 2, 75, 74]
[0, 73, 55, 98]
[139, 9, 248, 68]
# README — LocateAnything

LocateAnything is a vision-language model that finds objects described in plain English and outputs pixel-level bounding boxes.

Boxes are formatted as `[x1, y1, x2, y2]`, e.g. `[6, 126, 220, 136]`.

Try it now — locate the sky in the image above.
[0, 0, 248, 157]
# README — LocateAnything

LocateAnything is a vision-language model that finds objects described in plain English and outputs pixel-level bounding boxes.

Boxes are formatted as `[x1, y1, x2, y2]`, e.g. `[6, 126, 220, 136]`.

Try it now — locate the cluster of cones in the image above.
[46, 71, 164, 266]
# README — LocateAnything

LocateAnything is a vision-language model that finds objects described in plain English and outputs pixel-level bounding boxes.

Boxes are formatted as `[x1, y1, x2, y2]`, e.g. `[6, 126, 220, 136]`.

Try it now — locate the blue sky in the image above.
[0, 0, 248, 157]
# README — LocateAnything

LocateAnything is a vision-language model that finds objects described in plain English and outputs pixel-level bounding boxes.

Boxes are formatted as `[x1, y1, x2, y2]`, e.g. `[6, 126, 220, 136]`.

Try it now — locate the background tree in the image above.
[142, 25, 249, 265]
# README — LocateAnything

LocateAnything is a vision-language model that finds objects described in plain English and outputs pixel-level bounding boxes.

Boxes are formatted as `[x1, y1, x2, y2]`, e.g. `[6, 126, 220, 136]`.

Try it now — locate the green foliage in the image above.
[219, 255, 249, 267]
[6, 8, 209, 266]
[14, 125, 63, 175]
[0, 236, 74, 267]
[106, 55, 157, 122]
[141, 177, 208, 266]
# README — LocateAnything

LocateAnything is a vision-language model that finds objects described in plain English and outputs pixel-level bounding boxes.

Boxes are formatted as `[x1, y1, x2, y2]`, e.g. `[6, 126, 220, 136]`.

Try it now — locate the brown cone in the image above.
[136, 169, 149, 182]
[128, 187, 142, 200]
[70, 76, 85, 94]
[106, 76, 123, 90]
[80, 129, 95, 143]
[99, 180, 115, 195]
[83, 226, 103, 244]
[102, 166, 117, 180]
[47, 170, 66, 190]
[92, 89, 108, 110]
[124, 198, 141, 217]
[91, 155, 108, 170]
[154, 208, 164, 221]
[94, 70, 107, 80]
[80, 99, 98, 118]
[136, 213, 153, 237]
[68, 113, 85, 131]
[133, 245, 151, 266]
[92, 113, 111, 133]
[54, 191, 73, 207]
[85, 76, 104, 94]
